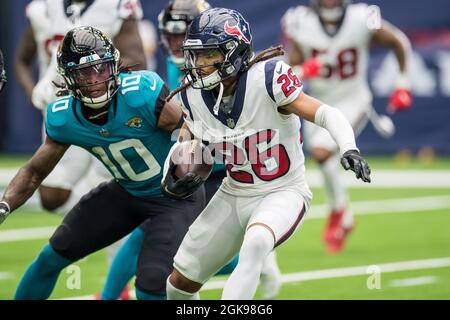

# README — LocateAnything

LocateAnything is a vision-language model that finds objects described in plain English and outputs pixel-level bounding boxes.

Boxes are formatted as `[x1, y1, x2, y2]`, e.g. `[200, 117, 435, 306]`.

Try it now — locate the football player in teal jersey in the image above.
[0, 26, 206, 300]
[98, 0, 282, 300]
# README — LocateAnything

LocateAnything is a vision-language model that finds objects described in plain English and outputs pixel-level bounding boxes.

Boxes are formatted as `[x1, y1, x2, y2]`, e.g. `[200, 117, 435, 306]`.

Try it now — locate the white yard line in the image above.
[202, 257, 450, 290]
[59, 256, 450, 299]
[0, 226, 57, 242]
[1, 195, 450, 243]
[0, 272, 14, 281]
[1, 169, 450, 188]
[389, 276, 438, 287]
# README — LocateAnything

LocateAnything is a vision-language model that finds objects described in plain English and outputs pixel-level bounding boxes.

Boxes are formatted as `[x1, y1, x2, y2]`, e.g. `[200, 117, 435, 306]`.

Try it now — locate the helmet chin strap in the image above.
[212, 82, 224, 116]
[82, 92, 110, 109]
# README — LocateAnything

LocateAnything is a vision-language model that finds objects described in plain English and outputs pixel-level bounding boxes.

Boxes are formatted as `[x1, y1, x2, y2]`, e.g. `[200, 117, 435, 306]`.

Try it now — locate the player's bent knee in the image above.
[49, 225, 78, 261]
[311, 148, 334, 164]
[39, 186, 71, 212]
[169, 268, 202, 293]
[137, 266, 170, 295]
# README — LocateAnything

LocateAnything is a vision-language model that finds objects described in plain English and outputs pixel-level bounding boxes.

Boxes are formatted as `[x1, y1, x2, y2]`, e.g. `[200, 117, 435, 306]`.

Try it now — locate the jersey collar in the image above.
[200, 71, 248, 129]
[63, 0, 95, 19]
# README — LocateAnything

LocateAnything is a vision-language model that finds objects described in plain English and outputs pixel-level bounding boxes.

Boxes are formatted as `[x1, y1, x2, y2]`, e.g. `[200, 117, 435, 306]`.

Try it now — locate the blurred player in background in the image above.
[282, 0, 412, 254]
[164, 7, 371, 300]
[99, 0, 282, 300]
[13, 0, 146, 299]
[138, 19, 158, 72]
[0, 49, 6, 94]
[1, 26, 206, 300]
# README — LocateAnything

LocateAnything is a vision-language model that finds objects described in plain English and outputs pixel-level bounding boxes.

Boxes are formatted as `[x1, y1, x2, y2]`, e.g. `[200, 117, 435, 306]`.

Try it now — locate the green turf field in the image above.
[0, 156, 449, 300]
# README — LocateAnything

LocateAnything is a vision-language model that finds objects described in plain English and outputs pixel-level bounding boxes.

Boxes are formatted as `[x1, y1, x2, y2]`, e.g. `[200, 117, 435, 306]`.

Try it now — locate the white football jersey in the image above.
[181, 59, 312, 201]
[282, 3, 382, 105]
[26, 0, 143, 78]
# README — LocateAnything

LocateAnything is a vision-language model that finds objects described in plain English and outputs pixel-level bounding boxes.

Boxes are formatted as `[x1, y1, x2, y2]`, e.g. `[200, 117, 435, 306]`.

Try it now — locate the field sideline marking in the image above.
[59, 256, 450, 299]
[1, 195, 450, 243]
[2, 169, 450, 188]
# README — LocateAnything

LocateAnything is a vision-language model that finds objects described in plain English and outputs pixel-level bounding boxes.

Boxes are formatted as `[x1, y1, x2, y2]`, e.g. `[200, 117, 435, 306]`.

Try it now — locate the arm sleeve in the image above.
[314, 104, 358, 155]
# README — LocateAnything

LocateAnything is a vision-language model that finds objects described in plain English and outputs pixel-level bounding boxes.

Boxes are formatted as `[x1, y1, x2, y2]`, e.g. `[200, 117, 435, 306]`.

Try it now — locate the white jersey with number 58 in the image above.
[180, 60, 312, 204]
[282, 3, 381, 106]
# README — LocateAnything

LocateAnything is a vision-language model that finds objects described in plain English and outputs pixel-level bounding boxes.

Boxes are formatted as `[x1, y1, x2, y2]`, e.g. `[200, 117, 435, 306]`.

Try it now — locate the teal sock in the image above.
[216, 255, 239, 275]
[136, 288, 166, 300]
[101, 227, 144, 300]
[14, 244, 72, 300]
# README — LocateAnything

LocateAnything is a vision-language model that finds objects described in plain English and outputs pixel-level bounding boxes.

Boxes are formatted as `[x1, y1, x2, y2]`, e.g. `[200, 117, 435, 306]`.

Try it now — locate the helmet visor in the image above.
[70, 60, 114, 98]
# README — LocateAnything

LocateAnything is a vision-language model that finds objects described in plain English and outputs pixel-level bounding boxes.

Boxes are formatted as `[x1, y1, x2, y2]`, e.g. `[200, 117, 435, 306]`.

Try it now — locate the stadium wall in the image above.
[0, 0, 449, 154]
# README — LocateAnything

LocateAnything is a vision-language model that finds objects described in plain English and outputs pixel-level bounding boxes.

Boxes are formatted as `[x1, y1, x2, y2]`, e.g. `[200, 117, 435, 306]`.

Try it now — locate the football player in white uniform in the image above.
[14, 0, 146, 216]
[162, 8, 371, 300]
[282, 0, 412, 253]
[0, 49, 6, 94]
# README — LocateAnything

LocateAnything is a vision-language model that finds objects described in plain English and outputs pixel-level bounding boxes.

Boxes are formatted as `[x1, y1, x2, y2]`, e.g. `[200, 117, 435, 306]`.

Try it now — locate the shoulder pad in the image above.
[46, 95, 74, 128]
[26, 0, 46, 20]
[118, 71, 164, 109]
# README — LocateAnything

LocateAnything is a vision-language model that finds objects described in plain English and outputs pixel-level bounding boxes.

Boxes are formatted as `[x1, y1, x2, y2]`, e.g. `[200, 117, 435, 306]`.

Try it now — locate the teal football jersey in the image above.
[166, 57, 183, 91]
[45, 71, 173, 198]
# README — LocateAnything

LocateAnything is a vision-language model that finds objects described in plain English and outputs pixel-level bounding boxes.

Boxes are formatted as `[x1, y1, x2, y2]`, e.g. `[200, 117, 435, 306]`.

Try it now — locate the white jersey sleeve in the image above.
[118, 0, 143, 20]
[264, 59, 303, 107]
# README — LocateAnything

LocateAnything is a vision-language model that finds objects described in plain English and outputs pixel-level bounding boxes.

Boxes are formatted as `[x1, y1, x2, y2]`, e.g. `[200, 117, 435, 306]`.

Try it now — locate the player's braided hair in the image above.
[165, 45, 285, 102]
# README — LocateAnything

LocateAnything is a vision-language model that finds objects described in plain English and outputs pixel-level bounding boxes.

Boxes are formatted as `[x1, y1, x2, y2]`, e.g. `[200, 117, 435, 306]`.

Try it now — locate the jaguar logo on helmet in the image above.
[224, 21, 251, 45]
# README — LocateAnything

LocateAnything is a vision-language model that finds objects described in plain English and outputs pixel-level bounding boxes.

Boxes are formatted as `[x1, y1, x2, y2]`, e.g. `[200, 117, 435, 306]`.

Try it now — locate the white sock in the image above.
[166, 277, 200, 300]
[222, 225, 275, 300]
[319, 153, 349, 212]
[260, 250, 282, 299]
[261, 251, 279, 277]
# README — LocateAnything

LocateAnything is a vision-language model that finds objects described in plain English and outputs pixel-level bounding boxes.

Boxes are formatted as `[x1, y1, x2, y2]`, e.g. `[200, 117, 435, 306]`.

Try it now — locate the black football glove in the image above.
[161, 165, 204, 200]
[340, 149, 371, 183]
[0, 202, 11, 225]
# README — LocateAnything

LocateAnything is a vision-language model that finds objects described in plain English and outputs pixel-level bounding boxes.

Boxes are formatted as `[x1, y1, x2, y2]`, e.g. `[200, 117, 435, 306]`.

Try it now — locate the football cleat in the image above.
[322, 208, 354, 254]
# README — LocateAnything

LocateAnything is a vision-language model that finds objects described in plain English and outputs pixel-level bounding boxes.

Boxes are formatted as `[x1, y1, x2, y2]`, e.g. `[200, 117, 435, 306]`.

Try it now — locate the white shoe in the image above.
[259, 251, 282, 299]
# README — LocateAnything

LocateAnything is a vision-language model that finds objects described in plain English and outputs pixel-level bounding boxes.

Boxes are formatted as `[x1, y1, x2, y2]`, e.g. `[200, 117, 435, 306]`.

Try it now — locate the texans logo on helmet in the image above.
[224, 21, 250, 44]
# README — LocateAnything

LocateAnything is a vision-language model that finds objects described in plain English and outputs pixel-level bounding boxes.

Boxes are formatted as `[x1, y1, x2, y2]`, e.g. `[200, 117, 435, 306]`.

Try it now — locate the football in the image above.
[171, 140, 214, 181]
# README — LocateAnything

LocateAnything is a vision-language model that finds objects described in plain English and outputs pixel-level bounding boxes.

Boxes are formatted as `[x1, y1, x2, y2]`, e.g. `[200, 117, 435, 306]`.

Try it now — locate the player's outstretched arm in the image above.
[13, 25, 38, 102]
[282, 92, 371, 183]
[0, 137, 69, 224]
[114, 19, 147, 70]
[372, 20, 413, 112]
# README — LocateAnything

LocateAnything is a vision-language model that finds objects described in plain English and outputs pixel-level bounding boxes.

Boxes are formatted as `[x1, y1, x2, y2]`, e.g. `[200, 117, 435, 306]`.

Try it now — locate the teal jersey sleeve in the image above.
[45, 95, 75, 145]
[117, 71, 168, 128]
[166, 57, 184, 91]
